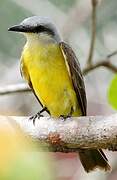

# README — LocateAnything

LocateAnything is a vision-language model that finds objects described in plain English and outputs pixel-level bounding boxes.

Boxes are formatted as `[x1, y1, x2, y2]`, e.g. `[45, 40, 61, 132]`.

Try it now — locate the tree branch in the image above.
[83, 60, 117, 75]
[87, 0, 97, 65]
[2, 114, 117, 152]
[0, 83, 30, 95]
[107, 50, 117, 58]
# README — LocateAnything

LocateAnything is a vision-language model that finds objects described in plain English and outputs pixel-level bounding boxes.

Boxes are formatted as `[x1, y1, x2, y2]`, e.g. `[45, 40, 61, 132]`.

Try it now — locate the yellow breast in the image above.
[21, 42, 81, 117]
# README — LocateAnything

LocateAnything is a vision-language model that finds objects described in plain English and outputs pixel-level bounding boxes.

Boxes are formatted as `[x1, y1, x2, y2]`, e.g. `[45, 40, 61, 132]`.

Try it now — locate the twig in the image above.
[83, 60, 117, 75]
[0, 83, 30, 95]
[107, 50, 117, 58]
[87, 0, 97, 66]
[1, 114, 117, 152]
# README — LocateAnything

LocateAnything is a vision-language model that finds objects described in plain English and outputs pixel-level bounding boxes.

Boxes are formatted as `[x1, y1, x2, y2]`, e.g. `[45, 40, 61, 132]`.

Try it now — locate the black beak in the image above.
[8, 25, 26, 32]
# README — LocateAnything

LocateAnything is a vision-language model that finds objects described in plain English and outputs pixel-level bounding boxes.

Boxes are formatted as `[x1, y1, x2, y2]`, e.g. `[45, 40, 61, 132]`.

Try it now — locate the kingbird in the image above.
[8, 16, 110, 172]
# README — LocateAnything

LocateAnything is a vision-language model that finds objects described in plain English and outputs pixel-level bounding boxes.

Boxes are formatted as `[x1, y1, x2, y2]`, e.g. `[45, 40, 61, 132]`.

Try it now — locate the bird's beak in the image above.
[8, 25, 26, 32]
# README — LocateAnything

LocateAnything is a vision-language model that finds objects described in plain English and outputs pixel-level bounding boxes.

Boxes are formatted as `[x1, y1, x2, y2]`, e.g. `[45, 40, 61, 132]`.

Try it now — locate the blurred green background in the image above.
[0, 0, 117, 179]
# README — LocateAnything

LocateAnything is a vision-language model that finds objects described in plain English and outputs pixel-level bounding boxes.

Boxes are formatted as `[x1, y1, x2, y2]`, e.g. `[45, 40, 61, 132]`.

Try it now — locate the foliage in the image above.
[108, 74, 117, 110]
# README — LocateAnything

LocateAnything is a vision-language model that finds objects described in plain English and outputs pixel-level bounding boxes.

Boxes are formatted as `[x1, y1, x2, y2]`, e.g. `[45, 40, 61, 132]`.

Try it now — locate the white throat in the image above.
[24, 32, 61, 46]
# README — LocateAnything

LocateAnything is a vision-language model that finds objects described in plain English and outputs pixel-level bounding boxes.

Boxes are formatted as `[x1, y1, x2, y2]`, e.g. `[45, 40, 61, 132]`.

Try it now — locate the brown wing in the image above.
[60, 43, 111, 172]
[60, 41, 87, 116]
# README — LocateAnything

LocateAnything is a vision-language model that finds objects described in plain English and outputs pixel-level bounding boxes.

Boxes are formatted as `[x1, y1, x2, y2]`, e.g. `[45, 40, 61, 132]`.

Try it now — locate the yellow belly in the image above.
[21, 43, 81, 117]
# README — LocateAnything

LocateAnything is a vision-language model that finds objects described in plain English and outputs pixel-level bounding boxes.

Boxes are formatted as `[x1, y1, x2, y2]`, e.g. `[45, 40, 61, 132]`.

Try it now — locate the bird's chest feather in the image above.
[22, 44, 73, 104]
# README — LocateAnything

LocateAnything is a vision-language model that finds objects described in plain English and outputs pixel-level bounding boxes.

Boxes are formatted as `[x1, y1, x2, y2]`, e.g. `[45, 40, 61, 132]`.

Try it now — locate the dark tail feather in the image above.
[79, 149, 111, 173]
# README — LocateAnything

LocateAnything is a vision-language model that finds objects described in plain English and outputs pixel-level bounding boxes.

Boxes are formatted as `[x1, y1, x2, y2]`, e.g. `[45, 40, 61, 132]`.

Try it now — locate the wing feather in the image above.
[60, 42, 87, 116]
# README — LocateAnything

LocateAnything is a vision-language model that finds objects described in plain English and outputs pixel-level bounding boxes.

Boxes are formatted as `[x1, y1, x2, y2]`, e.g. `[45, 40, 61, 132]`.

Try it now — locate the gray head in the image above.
[8, 16, 61, 42]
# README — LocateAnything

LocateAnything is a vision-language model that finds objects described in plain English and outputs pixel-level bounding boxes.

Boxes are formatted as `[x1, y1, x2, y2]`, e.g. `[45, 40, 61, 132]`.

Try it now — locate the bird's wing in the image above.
[60, 41, 87, 116]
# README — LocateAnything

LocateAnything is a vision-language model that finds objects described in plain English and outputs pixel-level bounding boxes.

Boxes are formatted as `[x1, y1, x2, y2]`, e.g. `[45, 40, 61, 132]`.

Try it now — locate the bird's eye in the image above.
[32, 25, 54, 36]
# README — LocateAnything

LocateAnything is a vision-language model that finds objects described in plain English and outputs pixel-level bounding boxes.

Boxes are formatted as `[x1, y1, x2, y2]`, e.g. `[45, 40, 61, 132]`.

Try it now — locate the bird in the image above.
[8, 16, 111, 172]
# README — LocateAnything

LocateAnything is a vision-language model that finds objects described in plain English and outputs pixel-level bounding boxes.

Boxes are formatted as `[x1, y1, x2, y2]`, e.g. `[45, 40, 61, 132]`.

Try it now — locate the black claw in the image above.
[29, 110, 44, 125]
[29, 107, 48, 125]
[59, 115, 71, 121]
[59, 107, 73, 120]
[32, 115, 37, 125]
[33, 114, 43, 125]
[29, 114, 37, 120]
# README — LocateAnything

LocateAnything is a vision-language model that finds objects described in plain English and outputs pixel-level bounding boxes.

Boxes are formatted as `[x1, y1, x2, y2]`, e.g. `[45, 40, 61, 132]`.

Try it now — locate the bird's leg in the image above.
[60, 107, 73, 120]
[29, 107, 48, 124]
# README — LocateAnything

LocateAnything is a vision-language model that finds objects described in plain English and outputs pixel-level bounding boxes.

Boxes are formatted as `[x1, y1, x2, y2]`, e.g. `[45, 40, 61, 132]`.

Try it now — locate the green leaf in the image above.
[108, 74, 117, 109]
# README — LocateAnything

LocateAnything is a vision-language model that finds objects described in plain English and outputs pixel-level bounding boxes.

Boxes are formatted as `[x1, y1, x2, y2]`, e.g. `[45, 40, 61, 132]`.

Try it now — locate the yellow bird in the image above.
[8, 16, 110, 172]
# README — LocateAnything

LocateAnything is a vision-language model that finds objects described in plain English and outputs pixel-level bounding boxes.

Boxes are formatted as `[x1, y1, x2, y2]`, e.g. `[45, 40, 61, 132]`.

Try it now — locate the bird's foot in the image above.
[29, 107, 48, 125]
[60, 107, 73, 121]
[59, 114, 71, 121]
[29, 111, 44, 125]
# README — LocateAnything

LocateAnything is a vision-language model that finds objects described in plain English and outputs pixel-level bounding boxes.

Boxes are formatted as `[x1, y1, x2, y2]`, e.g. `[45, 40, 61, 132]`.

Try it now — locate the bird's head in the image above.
[8, 16, 61, 43]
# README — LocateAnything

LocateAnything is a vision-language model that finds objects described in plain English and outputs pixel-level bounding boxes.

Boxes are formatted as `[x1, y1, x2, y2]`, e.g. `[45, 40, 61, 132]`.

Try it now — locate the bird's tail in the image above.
[79, 149, 111, 172]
